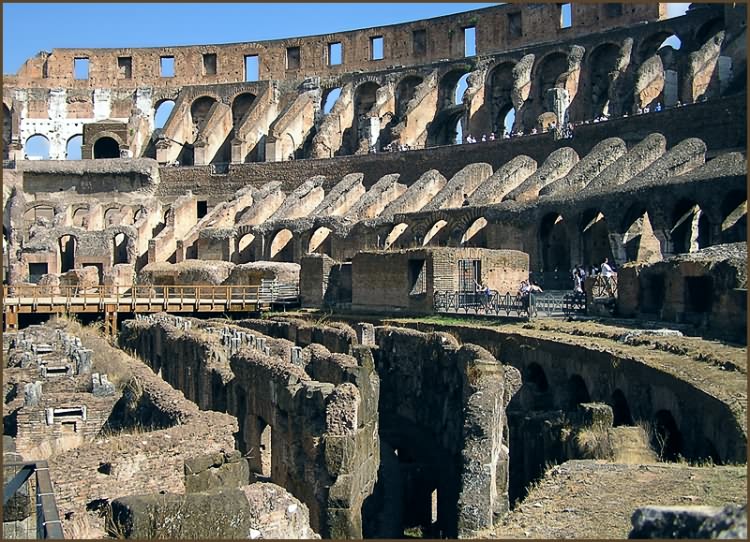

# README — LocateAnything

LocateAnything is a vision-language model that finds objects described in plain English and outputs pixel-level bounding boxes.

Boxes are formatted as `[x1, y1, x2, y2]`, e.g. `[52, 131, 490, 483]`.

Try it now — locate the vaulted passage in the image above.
[93, 137, 120, 159]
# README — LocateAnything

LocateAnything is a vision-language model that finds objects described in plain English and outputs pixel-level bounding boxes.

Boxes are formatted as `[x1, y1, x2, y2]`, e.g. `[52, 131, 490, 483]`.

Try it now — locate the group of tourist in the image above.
[572, 257, 616, 295]
[381, 141, 412, 153]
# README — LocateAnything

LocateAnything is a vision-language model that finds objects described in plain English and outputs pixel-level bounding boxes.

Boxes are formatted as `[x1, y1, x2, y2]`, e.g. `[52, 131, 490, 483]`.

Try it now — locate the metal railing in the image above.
[590, 274, 618, 298]
[3, 461, 64, 539]
[433, 289, 586, 318]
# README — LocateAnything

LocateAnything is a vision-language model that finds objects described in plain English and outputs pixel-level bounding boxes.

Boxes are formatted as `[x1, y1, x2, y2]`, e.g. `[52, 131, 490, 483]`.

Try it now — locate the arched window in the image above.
[66, 135, 83, 160]
[322, 87, 341, 115]
[154, 100, 176, 129]
[25, 134, 50, 160]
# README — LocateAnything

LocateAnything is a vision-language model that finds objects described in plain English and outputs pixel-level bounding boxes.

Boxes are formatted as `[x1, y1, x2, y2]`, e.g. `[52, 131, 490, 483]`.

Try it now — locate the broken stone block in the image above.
[629, 505, 734, 539]
[23, 381, 43, 406]
[74, 348, 93, 374]
[92, 373, 115, 397]
[577, 402, 614, 428]
[355, 322, 375, 346]
[291, 346, 303, 364]
[108, 484, 318, 539]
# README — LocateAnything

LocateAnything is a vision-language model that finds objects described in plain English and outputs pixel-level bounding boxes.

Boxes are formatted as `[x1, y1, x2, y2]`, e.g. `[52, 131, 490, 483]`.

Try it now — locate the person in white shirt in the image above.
[600, 257, 615, 296]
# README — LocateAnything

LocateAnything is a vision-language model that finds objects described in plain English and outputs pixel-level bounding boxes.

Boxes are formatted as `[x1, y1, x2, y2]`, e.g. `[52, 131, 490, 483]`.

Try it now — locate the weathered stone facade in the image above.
[2, 3, 747, 539]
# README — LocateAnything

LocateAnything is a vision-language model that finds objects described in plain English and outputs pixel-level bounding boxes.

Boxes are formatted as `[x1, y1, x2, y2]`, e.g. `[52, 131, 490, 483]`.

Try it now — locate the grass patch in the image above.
[575, 425, 614, 460]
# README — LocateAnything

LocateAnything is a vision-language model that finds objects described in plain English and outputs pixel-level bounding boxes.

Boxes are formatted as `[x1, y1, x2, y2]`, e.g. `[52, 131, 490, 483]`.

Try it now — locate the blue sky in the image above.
[3, 3, 690, 74]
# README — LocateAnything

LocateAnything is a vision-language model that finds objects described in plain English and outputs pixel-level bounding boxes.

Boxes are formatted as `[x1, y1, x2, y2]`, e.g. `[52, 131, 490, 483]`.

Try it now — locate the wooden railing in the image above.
[1, 283, 289, 313]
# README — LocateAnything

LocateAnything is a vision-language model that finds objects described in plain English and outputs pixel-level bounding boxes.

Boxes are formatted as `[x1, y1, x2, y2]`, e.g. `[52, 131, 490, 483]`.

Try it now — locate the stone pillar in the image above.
[718, 56, 733, 95]
[93, 89, 112, 121]
[135, 87, 154, 132]
[355, 323, 375, 346]
[47, 89, 67, 160]
[546, 87, 570, 140]
[663, 70, 679, 107]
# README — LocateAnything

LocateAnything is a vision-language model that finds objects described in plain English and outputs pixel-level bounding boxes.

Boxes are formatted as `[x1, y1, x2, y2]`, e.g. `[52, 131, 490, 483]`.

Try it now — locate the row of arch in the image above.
[228, 189, 745, 267]
[23, 133, 121, 160]
[519, 363, 696, 463]
[4, 14, 729, 163]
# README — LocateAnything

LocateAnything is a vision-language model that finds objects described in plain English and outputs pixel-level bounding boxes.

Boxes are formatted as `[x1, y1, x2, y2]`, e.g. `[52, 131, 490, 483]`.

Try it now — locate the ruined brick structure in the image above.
[117, 314, 521, 537]
[2, 3, 747, 539]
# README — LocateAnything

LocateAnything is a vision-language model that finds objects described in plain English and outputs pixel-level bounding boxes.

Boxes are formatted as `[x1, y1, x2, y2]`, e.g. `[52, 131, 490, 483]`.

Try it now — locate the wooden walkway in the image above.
[2, 283, 297, 334]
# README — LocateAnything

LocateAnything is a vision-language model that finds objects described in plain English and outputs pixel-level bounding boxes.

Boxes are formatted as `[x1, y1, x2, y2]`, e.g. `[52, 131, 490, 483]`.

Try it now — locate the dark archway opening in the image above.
[363, 419, 459, 539]
[671, 200, 709, 254]
[720, 191, 747, 243]
[2, 104, 11, 160]
[610, 389, 633, 426]
[93, 137, 120, 159]
[58, 235, 76, 273]
[581, 209, 614, 268]
[586, 43, 621, 119]
[652, 410, 683, 461]
[270, 229, 294, 262]
[113, 233, 128, 265]
[540, 212, 570, 272]
[566, 374, 591, 410]
[487, 62, 516, 134]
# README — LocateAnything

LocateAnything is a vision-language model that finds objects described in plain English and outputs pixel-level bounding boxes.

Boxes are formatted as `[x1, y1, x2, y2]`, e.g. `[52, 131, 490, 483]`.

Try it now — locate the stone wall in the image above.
[6, 4, 662, 88]
[390, 321, 747, 466]
[109, 483, 319, 539]
[617, 243, 747, 343]
[2, 320, 238, 538]
[370, 326, 520, 537]
[350, 247, 529, 313]
[118, 314, 379, 538]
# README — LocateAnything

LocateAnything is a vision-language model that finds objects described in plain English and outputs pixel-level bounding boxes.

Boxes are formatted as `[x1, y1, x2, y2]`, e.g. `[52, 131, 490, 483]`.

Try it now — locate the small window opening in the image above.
[286, 47, 300, 70]
[203, 53, 217, 75]
[685, 276, 713, 313]
[74, 58, 89, 80]
[371, 36, 384, 60]
[245, 55, 259, 81]
[412, 29, 427, 55]
[328, 42, 342, 66]
[160, 56, 175, 78]
[197, 200, 208, 219]
[464, 26, 476, 57]
[408, 259, 427, 296]
[117, 57, 132, 79]
[561, 4, 572, 29]
[508, 12, 522, 38]
[28, 263, 48, 283]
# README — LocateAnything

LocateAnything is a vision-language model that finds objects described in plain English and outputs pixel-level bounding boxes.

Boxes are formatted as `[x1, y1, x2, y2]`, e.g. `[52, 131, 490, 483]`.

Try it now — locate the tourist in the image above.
[519, 280, 531, 311]
[600, 257, 615, 296]
[462, 193, 470, 207]
[481, 134, 487, 142]
[573, 265, 583, 293]
[489, 132, 496, 141]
